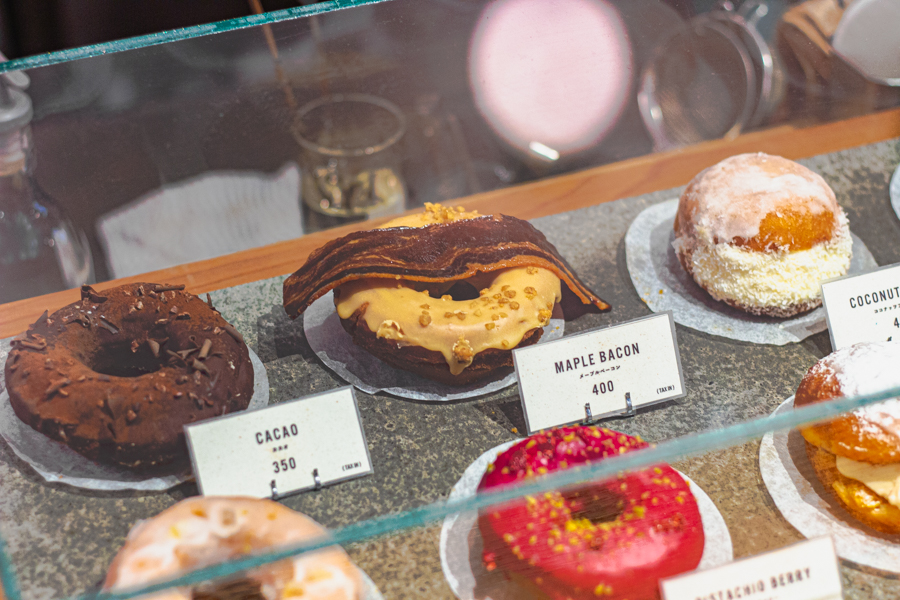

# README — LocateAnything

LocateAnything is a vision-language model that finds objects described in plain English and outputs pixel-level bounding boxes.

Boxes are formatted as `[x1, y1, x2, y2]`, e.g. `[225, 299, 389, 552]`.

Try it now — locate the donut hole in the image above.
[563, 487, 623, 527]
[193, 577, 264, 600]
[87, 341, 166, 378]
[429, 280, 480, 301]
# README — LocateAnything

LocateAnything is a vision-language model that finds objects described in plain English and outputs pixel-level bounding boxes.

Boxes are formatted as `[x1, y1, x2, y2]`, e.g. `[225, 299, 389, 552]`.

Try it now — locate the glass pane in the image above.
[1, 1, 899, 599]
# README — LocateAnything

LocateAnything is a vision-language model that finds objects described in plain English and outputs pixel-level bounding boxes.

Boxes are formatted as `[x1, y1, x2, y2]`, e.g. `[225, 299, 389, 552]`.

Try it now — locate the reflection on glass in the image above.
[294, 93, 406, 219]
[0, 84, 92, 303]
[468, 0, 632, 161]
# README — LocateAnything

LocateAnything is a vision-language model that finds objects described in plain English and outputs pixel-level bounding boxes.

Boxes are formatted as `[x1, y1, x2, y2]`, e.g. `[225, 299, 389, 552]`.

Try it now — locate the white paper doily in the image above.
[303, 291, 564, 401]
[625, 199, 878, 345]
[760, 396, 900, 573]
[439, 441, 733, 599]
[360, 570, 384, 600]
[0, 348, 269, 492]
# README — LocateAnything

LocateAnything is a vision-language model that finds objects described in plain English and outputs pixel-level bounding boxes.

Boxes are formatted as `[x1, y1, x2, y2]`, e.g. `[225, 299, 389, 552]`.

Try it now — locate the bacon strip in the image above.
[283, 214, 609, 317]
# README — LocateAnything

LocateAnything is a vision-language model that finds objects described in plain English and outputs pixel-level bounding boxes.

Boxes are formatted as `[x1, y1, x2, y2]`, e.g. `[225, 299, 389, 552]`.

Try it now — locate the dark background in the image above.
[0, 0, 699, 60]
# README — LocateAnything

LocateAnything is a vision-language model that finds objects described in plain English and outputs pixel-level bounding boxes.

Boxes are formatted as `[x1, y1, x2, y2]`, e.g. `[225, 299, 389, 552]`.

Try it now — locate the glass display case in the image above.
[2, 1, 900, 599]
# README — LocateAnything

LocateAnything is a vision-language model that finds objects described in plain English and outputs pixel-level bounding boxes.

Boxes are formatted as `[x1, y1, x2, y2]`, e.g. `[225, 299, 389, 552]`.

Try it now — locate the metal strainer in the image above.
[638, 16, 757, 150]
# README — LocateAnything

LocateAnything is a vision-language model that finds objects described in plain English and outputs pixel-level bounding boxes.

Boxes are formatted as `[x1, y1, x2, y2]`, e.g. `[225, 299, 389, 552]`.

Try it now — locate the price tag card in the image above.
[660, 536, 842, 600]
[822, 262, 900, 349]
[513, 312, 684, 433]
[185, 386, 372, 498]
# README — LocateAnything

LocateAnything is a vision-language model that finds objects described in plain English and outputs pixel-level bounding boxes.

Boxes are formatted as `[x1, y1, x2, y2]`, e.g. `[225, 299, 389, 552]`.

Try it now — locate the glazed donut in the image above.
[673, 153, 852, 317]
[283, 203, 608, 384]
[3, 283, 254, 468]
[103, 497, 360, 600]
[795, 341, 900, 533]
[478, 426, 704, 600]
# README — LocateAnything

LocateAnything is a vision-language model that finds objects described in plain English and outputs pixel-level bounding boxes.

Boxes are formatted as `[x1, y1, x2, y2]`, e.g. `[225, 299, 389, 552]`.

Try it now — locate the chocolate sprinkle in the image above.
[223, 324, 244, 343]
[192, 359, 211, 376]
[154, 284, 186, 292]
[81, 285, 108, 303]
[99, 316, 120, 334]
[45, 379, 72, 399]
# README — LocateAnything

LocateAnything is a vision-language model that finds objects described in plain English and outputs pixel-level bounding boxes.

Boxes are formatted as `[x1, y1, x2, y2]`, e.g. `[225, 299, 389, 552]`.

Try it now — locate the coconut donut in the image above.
[673, 153, 852, 317]
[4, 283, 254, 468]
[478, 426, 704, 600]
[796, 341, 900, 533]
[283, 203, 608, 384]
[103, 497, 360, 600]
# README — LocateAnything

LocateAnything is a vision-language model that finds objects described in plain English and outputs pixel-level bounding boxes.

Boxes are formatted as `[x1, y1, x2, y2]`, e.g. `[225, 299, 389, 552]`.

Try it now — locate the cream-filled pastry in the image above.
[673, 153, 852, 317]
[795, 341, 900, 533]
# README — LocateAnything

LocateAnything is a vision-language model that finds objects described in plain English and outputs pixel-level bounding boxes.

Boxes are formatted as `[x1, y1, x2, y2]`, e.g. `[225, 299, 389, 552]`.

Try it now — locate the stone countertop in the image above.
[1, 139, 899, 600]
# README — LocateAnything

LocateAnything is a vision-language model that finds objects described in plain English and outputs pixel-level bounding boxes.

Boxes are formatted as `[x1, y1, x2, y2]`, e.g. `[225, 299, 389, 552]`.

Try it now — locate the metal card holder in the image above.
[583, 392, 636, 425]
[271, 468, 322, 500]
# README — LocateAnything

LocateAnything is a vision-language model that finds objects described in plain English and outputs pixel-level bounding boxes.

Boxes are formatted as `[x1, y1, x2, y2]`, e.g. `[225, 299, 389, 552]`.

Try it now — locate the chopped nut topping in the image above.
[445, 312, 454, 318]
[492, 314, 500, 321]
[524, 286, 537, 299]
[501, 340, 510, 348]
[526, 266, 538, 274]
[441, 294, 452, 301]
[419, 314, 432, 327]
[510, 301, 520, 310]
[497, 297, 508, 306]
[539, 309, 552, 325]
[500, 312, 508, 318]
[493, 293, 502, 300]
[485, 322, 495, 330]
[474, 309, 483, 317]
[376, 320, 404, 340]
[420, 303, 430, 309]
[479, 288, 489, 296]
[504, 289, 516, 298]
[452, 336, 475, 364]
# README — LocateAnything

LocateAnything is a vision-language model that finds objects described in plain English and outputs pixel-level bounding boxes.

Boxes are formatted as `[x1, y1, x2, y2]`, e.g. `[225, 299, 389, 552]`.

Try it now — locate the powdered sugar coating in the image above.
[815, 341, 900, 438]
[679, 153, 840, 244]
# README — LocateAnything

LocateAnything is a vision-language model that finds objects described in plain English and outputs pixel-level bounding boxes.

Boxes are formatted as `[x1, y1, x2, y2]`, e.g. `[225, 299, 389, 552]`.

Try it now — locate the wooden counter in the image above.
[1, 107, 899, 340]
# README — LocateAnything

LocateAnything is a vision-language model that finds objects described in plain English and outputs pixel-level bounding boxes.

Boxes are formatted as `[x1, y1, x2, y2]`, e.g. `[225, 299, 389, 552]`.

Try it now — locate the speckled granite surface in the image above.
[1, 139, 899, 600]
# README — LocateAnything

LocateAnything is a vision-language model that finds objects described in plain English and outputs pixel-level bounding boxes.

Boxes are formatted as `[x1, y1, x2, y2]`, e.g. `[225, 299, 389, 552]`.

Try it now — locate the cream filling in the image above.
[835, 455, 900, 508]
[675, 223, 852, 311]
[335, 267, 561, 375]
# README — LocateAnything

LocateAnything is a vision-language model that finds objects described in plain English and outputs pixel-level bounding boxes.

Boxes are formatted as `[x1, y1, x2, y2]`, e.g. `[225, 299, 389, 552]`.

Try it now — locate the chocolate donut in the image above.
[4, 283, 254, 468]
[283, 203, 608, 384]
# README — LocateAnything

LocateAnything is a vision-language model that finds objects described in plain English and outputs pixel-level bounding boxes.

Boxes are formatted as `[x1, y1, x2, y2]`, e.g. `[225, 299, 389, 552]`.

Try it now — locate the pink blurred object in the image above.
[468, 0, 632, 161]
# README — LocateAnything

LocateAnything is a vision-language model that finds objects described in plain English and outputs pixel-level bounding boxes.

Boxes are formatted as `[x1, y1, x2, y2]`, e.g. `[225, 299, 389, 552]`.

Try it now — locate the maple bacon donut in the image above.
[478, 426, 704, 600]
[673, 153, 852, 317]
[103, 497, 360, 600]
[3, 283, 254, 467]
[283, 203, 608, 384]
[795, 341, 900, 534]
